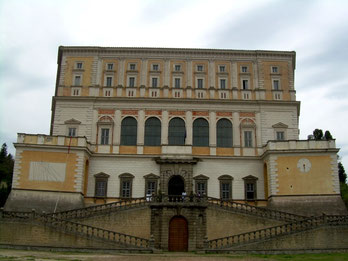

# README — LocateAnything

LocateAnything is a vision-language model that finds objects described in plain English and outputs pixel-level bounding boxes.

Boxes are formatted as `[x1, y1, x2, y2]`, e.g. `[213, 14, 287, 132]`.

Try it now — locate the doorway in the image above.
[168, 175, 185, 196]
[168, 216, 188, 251]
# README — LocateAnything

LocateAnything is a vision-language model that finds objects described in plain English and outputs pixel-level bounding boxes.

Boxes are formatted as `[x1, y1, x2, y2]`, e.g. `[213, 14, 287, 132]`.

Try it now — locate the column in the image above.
[137, 110, 145, 145]
[209, 111, 216, 146]
[233, 112, 240, 146]
[114, 110, 122, 145]
[140, 59, 147, 87]
[255, 112, 262, 147]
[164, 59, 170, 87]
[118, 59, 125, 86]
[185, 111, 192, 145]
[161, 110, 168, 145]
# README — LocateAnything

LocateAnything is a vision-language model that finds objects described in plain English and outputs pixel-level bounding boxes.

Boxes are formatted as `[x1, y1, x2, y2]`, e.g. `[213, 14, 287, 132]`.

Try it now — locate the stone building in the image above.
[4, 46, 347, 251]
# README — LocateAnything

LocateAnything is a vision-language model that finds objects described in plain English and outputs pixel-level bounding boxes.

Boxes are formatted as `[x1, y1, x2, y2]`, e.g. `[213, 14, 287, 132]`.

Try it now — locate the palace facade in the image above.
[5, 46, 345, 216]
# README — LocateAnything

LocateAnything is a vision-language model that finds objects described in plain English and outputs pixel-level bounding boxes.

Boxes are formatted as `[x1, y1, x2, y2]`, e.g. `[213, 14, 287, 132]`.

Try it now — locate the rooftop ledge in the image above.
[264, 139, 337, 152]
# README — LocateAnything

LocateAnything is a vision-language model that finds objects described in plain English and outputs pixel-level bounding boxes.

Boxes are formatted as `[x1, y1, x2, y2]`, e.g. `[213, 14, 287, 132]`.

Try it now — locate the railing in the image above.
[151, 194, 207, 204]
[50, 197, 148, 220]
[207, 197, 305, 222]
[207, 214, 348, 249]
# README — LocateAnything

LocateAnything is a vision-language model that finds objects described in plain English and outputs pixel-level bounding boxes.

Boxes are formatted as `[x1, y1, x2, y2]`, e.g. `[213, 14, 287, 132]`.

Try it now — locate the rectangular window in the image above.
[175, 65, 181, 71]
[244, 131, 253, 147]
[197, 182, 206, 196]
[146, 181, 156, 195]
[197, 65, 203, 71]
[220, 79, 226, 89]
[219, 65, 225, 72]
[276, 131, 285, 140]
[76, 62, 83, 69]
[197, 79, 203, 89]
[101, 128, 109, 145]
[106, 76, 113, 87]
[74, 75, 81, 86]
[273, 80, 280, 90]
[175, 78, 181, 88]
[130, 64, 136, 70]
[107, 63, 114, 70]
[246, 183, 255, 200]
[122, 180, 131, 198]
[104, 90, 111, 96]
[129, 77, 135, 87]
[221, 183, 230, 200]
[152, 77, 158, 88]
[242, 79, 249, 90]
[95, 180, 107, 197]
[152, 64, 159, 71]
[241, 66, 248, 73]
[72, 89, 80, 96]
[68, 127, 76, 137]
[272, 66, 278, 73]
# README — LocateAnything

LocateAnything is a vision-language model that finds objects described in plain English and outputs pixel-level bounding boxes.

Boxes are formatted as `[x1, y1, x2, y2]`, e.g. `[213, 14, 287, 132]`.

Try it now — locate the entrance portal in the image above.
[168, 216, 188, 251]
[168, 175, 185, 196]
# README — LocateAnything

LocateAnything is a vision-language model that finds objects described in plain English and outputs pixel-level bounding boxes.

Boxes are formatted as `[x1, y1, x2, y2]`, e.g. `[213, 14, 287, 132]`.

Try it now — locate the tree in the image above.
[324, 130, 333, 140]
[0, 143, 14, 207]
[313, 129, 323, 140]
[339, 162, 347, 184]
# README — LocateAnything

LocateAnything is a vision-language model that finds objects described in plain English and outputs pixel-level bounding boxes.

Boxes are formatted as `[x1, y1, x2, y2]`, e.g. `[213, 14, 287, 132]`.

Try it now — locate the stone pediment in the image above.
[94, 172, 110, 178]
[64, 118, 81, 125]
[193, 174, 209, 180]
[143, 173, 160, 179]
[272, 122, 288, 128]
[119, 173, 134, 178]
[218, 175, 233, 180]
[243, 175, 258, 180]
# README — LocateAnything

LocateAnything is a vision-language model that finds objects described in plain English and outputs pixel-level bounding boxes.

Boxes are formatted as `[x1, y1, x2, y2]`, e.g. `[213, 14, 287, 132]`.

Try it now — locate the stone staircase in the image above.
[206, 214, 348, 250]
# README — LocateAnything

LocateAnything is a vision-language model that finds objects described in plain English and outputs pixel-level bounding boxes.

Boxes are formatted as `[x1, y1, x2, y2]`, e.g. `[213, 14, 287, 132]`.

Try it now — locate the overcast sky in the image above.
[1, 0, 348, 168]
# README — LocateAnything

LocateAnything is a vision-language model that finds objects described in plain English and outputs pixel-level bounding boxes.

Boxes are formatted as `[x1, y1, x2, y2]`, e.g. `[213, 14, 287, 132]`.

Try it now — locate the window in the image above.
[194, 175, 209, 196]
[144, 117, 161, 146]
[193, 118, 209, 147]
[76, 62, 83, 69]
[241, 66, 248, 73]
[107, 63, 114, 70]
[217, 119, 232, 147]
[72, 88, 80, 96]
[242, 79, 249, 90]
[276, 131, 285, 140]
[175, 65, 181, 71]
[144, 174, 159, 197]
[272, 66, 278, 73]
[273, 79, 280, 90]
[94, 173, 109, 198]
[121, 117, 137, 145]
[106, 76, 113, 87]
[244, 131, 253, 147]
[101, 128, 110, 145]
[68, 127, 76, 137]
[74, 75, 81, 86]
[119, 173, 134, 198]
[168, 117, 186, 145]
[129, 77, 135, 87]
[219, 65, 225, 72]
[152, 77, 158, 88]
[175, 78, 181, 88]
[152, 64, 159, 71]
[197, 79, 203, 89]
[130, 63, 136, 70]
[243, 175, 258, 200]
[219, 175, 233, 200]
[197, 65, 203, 71]
[104, 89, 111, 97]
[220, 79, 226, 89]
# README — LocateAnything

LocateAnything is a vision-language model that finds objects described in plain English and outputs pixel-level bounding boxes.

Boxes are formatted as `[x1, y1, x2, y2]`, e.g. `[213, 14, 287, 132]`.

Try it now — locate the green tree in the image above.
[338, 161, 348, 209]
[339, 162, 347, 183]
[0, 143, 14, 207]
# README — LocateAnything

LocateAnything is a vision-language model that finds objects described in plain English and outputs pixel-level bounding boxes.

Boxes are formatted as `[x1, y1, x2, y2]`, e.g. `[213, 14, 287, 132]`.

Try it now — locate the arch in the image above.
[168, 215, 188, 251]
[121, 117, 137, 145]
[168, 175, 185, 196]
[216, 118, 232, 147]
[144, 117, 161, 146]
[193, 118, 209, 147]
[168, 117, 186, 145]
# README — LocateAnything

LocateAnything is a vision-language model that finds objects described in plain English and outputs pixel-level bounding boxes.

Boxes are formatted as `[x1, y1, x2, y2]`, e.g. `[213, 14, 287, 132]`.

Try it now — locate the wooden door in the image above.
[168, 216, 188, 251]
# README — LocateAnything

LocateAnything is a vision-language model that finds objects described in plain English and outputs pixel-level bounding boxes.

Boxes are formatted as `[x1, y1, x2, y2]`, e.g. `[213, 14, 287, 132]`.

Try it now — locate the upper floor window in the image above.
[68, 127, 76, 137]
[217, 119, 232, 147]
[219, 65, 225, 72]
[276, 131, 285, 140]
[241, 66, 248, 73]
[76, 62, 83, 69]
[144, 117, 161, 146]
[242, 79, 249, 90]
[220, 79, 226, 89]
[197, 65, 203, 71]
[107, 63, 114, 70]
[129, 63, 136, 70]
[168, 117, 186, 145]
[273, 79, 280, 90]
[175, 78, 181, 88]
[244, 131, 253, 147]
[175, 65, 181, 71]
[219, 175, 233, 200]
[152, 77, 158, 88]
[193, 118, 209, 147]
[101, 128, 110, 145]
[152, 64, 159, 71]
[74, 75, 81, 86]
[106, 76, 113, 87]
[94, 173, 109, 198]
[119, 173, 134, 198]
[243, 175, 258, 200]
[272, 66, 278, 73]
[121, 117, 137, 146]
[129, 77, 135, 87]
[197, 79, 203, 89]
